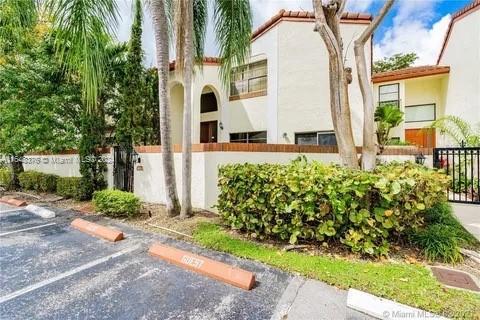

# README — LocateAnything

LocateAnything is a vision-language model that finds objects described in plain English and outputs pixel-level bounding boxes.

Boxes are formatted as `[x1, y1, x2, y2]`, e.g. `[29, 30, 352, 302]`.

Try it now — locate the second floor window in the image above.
[230, 60, 267, 97]
[379, 83, 399, 107]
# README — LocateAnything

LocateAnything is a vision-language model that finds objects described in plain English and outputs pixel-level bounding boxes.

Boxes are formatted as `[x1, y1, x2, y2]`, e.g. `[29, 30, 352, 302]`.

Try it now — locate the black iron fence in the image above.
[113, 146, 135, 192]
[433, 146, 480, 204]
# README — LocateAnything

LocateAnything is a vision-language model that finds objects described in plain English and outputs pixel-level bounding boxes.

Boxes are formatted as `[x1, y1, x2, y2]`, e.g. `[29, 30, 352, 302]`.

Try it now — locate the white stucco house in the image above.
[373, 0, 480, 148]
[169, 1, 479, 149]
[168, 10, 372, 147]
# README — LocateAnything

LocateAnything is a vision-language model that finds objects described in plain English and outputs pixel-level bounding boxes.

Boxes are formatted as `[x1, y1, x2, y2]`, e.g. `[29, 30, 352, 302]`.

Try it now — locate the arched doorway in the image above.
[200, 86, 219, 143]
[170, 83, 184, 145]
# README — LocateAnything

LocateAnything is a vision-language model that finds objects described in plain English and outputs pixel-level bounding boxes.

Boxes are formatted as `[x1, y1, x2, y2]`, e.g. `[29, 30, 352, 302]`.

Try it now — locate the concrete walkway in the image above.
[270, 277, 373, 320]
[451, 203, 480, 241]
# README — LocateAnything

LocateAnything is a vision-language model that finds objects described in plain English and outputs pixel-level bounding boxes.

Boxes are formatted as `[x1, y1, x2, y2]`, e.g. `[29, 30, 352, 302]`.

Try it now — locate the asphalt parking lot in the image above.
[0, 203, 293, 320]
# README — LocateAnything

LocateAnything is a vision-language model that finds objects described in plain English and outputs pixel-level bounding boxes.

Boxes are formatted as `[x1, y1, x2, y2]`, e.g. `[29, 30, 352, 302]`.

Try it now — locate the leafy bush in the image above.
[38, 174, 58, 193]
[411, 224, 463, 263]
[17, 170, 59, 193]
[0, 167, 13, 189]
[18, 171, 43, 190]
[217, 159, 450, 256]
[92, 189, 140, 217]
[56, 177, 84, 200]
[423, 202, 479, 248]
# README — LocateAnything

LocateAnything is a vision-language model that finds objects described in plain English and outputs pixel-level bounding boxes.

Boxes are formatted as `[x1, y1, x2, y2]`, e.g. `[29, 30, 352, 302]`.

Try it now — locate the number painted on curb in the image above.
[181, 255, 204, 268]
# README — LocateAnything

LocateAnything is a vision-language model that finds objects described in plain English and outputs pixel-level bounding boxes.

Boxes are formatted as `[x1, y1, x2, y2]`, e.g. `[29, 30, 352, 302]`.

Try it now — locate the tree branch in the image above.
[312, 0, 342, 60]
[337, 0, 346, 18]
[355, 0, 394, 45]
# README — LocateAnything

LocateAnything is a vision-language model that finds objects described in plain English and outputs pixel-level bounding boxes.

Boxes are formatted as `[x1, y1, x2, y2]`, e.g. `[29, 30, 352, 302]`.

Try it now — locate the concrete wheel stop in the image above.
[26, 204, 55, 219]
[0, 197, 27, 207]
[148, 243, 256, 290]
[71, 218, 124, 242]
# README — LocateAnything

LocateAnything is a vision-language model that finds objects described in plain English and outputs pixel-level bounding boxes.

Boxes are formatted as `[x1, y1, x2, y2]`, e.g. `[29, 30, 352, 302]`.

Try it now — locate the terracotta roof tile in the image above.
[437, 0, 480, 64]
[372, 65, 450, 83]
[252, 10, 372, 40]
[169, 56, 220, 71]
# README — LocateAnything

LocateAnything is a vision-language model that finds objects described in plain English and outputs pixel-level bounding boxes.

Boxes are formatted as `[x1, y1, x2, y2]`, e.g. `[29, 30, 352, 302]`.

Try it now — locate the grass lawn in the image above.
[193, 223, 480, 319]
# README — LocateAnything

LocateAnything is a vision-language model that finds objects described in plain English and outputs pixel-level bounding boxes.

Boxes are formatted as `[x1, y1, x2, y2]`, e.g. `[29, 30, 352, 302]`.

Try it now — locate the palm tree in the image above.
[374, 104, 404, 154]
[173, 0, 252, 218]
[430, 116, 480, 147]
[150, 0, 181, 216]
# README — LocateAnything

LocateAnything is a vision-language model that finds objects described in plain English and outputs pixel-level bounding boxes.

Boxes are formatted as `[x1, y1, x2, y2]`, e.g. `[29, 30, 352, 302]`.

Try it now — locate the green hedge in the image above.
[56, 177, 84, 200]
[92, 189, 141, 217]
[217, 159, 451, 256]
[18, 171, 42, 190]
[18, 170, 59, 192]
[39, 174, 58, 192]
[0, 167, 13, 189]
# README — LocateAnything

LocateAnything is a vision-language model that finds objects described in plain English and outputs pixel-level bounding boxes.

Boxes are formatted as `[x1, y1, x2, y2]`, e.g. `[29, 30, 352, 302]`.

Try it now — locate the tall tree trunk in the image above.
[312, 0, 359, 169]
[180, 0, 193, 218]
[354, 0, 395, 171]
[151, 0, 181, 216]
[9, 155, 24, 190]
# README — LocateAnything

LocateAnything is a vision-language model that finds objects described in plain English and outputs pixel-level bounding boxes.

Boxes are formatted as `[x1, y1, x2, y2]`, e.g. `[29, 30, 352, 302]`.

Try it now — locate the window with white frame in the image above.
[230, 60, 267, 97]
[378, 83, 399, 107]
[405, 104, 436, 123]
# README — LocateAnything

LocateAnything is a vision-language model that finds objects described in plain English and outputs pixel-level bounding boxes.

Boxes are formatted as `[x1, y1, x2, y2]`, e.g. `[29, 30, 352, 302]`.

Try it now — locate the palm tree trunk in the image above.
[151, 0, 181, 216]
[180, 0, 193, 218]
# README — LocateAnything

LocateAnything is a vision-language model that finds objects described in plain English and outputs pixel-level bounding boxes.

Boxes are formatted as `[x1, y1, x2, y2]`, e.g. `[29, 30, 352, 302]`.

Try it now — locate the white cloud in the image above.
[373, 0, 451, 65]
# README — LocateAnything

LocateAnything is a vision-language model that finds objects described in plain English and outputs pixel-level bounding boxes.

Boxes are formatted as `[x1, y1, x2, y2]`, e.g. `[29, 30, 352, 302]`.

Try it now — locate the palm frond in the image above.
[213, 0, 252, 87]
[44, 0, 119, 111]
[193, 0, 207, 64]
[0, 0, 38, 53]
[430, 115, 480, 146]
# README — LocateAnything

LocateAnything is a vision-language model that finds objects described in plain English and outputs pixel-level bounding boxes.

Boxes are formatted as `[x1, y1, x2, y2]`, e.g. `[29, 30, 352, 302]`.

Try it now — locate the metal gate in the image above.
[433, 146, 480, 204]
[113, 146, 135, 192]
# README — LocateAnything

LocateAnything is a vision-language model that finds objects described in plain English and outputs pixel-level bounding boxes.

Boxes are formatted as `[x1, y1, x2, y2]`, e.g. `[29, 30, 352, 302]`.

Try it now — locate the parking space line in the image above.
[0, 208, 25, 214]
[0, 245, 140, 304]
[0, 223, 57, 237]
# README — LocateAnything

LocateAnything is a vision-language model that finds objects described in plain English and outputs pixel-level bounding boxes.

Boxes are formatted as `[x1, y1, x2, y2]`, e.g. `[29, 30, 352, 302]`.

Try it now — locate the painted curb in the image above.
[71, 218, 124, 242]
[347, 289, 448, 320]
[26, 204, 56, 219]
[149, 243, 256, 290]
[0, 197, 27, 207]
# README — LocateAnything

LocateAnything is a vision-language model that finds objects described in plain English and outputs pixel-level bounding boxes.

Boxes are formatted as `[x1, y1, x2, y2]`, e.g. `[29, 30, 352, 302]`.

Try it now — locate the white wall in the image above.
[133, 151, 428, 212]
[133, 152, 205, 208]
[439, 9, 480, 128]
[168, 19, 371, 146]
[276, 21, 371, 145]
[19, 150, 430, 211]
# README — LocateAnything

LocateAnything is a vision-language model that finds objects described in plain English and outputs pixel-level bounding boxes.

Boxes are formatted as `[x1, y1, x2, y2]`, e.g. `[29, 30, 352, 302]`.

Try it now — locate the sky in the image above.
[115, 0, 473, 67]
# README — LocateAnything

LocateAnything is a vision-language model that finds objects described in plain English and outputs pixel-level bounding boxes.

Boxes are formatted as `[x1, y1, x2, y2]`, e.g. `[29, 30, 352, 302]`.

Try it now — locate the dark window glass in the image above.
[295, 131, 337, 146]
[200, 92, 218, 113]
[230, 131, 267, 143]
[317, 132, 337, 146]
[249, 131, 267, 143]
[295, 132, 318, 145]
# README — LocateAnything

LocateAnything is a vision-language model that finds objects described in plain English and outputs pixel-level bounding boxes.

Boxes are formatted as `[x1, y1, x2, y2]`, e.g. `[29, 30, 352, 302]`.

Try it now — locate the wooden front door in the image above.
[200, 121, 218, 143]
[405, 128, 436, 148]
